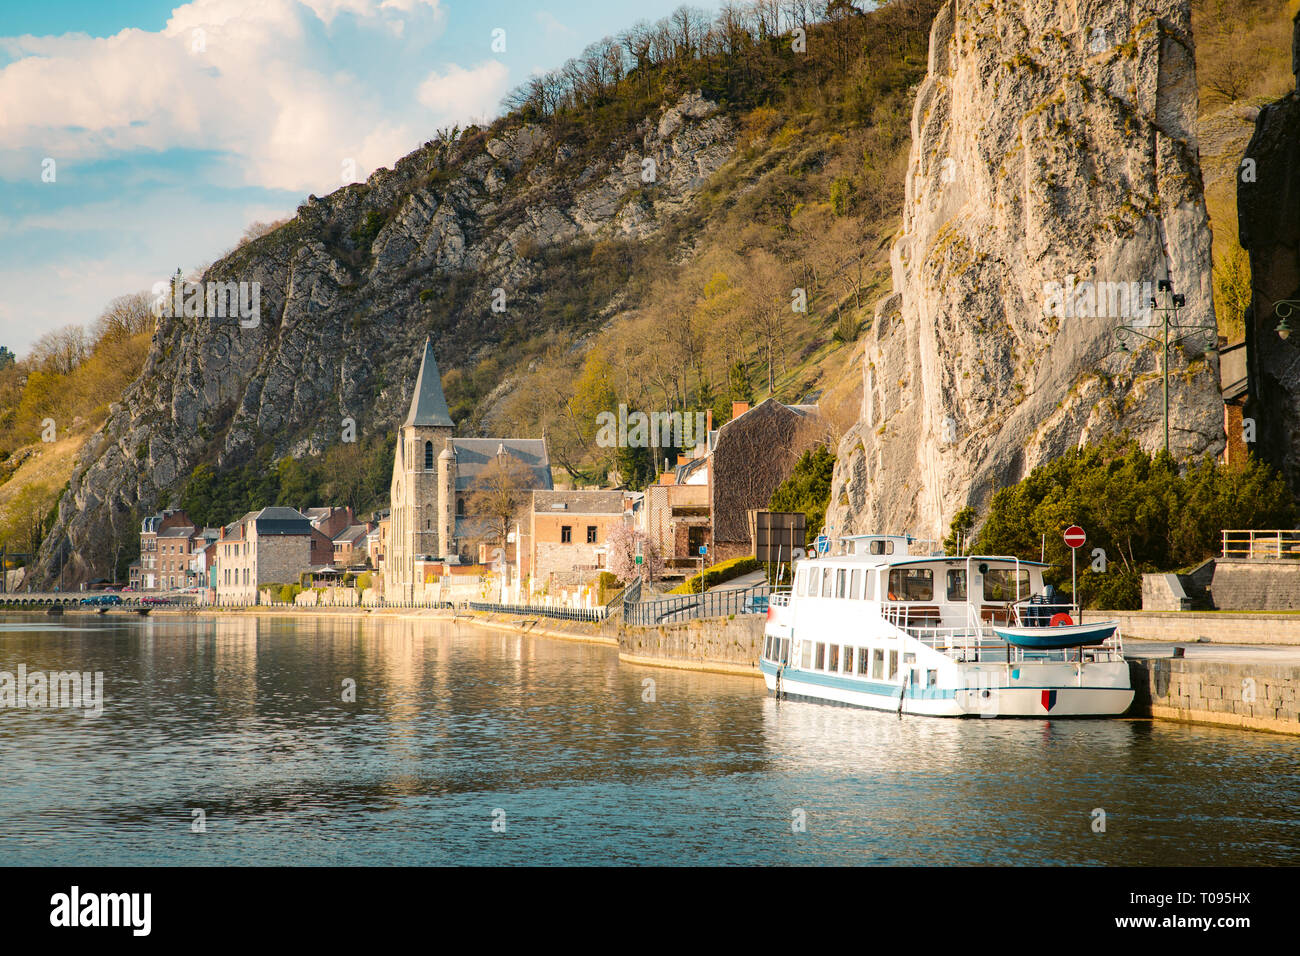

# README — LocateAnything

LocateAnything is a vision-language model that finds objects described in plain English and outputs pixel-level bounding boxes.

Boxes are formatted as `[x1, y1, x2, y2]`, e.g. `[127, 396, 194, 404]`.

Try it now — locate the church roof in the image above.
[450, 438, 552, 492]
[404, 338, 454, 428]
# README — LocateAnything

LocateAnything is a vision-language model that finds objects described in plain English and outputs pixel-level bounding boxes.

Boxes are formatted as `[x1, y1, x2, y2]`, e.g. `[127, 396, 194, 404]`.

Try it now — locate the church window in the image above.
[457, 498, 465, 516]
[424, 441, 434, 470]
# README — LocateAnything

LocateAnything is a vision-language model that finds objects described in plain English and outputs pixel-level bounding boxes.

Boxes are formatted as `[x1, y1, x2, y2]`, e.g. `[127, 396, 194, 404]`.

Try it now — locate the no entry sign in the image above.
[1063, 525, 1086, 549]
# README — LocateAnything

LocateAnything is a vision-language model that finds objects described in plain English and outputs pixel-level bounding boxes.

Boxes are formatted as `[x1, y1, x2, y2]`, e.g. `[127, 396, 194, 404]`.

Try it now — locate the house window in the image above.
[561, 526, 572, 543]
[586, 526, 597, 544]
[425, 441, 434, 470]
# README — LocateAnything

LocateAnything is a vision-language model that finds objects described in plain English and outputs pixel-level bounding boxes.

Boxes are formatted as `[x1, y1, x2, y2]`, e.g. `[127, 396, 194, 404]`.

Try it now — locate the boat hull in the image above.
[760, 660, 1134, 717]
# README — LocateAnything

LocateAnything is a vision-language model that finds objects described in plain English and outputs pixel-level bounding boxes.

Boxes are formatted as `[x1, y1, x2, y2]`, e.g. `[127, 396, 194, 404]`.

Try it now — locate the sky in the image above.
[0, 0, 725, 354]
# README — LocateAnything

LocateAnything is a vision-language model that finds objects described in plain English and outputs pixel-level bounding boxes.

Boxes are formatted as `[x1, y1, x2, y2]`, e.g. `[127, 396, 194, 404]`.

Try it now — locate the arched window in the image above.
[424, 441, 434, 470]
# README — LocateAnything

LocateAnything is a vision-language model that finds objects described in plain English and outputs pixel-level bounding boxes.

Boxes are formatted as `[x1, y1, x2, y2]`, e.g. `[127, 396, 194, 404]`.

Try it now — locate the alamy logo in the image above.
[0, 664, 103, 717]
[151, 275, 260, 327]
[1043, 276, 1155, 322]
[50, 887, 150, 936]
[595, 404, 708, 449]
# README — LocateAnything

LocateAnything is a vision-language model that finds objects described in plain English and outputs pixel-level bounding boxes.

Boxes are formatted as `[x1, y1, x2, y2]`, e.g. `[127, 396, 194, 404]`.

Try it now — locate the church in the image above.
[385, 339, 552, 601]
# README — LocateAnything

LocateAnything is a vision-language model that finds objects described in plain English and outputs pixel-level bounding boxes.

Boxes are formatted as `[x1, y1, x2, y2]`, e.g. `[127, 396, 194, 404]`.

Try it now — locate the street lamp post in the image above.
[1112, 279, 1217, 456]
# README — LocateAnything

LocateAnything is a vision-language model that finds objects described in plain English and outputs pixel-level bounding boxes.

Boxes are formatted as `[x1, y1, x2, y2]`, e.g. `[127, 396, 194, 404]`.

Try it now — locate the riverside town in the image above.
[0, 0, 1294, 928]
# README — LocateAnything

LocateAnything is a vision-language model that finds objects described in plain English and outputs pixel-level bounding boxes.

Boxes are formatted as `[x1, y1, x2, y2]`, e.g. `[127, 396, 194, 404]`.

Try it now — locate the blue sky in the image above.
[0, 0, 725, 353]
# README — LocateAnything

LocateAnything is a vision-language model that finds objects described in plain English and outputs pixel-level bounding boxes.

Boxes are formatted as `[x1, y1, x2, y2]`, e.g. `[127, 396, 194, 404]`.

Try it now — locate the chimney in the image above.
[705, 409, 713, 435]
[731, 401, 750, 420]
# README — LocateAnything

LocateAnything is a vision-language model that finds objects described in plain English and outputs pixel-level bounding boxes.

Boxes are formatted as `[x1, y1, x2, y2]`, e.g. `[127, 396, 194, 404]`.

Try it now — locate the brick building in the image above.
[528, 490, 628, 595]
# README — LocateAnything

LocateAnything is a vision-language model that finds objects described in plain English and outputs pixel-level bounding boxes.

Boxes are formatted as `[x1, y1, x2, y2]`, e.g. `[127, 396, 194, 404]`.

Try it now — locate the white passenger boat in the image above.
[760, 535, 1134, 717]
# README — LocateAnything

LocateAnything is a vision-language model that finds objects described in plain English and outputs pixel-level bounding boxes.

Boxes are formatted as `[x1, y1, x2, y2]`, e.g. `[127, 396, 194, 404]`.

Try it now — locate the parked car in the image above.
[80, 594, 122, 607]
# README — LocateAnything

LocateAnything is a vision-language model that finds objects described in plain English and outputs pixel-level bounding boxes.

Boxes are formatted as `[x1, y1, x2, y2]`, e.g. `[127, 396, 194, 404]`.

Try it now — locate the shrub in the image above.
[671, 556, 762, 594]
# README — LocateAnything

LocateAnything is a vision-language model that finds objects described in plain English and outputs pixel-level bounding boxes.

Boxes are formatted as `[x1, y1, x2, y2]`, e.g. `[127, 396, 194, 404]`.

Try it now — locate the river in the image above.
[1, 614, 1296, 865]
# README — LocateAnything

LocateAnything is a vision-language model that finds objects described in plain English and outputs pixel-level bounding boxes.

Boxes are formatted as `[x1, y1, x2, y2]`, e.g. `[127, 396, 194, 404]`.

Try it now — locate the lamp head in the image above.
[1158, 279, 1172, 293]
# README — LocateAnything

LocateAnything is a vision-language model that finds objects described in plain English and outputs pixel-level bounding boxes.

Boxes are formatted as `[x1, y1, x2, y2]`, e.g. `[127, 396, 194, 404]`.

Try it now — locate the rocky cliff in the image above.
[825, 0, 1226, 544]
[1239, 12, 1300, 486]
[32, 93, 736, 586]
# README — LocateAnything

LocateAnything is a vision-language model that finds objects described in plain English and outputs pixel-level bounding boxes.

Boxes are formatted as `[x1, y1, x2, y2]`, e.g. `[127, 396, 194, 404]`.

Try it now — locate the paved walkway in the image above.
[1127, 639, 1300, 665]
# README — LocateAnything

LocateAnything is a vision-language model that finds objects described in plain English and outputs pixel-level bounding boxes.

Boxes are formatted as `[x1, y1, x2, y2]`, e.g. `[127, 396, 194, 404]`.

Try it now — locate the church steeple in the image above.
[404, 338, 454, 428]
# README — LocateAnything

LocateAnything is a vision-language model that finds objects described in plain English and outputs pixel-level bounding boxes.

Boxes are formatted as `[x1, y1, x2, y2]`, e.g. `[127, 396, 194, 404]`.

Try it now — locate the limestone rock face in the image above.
[32, 94, 736, 587]
[1239, 13, 1300, 486]
[825, 0, 1224, 545]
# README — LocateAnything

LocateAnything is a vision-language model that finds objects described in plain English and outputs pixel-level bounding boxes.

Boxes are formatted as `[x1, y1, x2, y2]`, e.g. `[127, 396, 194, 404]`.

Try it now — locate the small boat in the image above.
[993, 620, 1118, 650]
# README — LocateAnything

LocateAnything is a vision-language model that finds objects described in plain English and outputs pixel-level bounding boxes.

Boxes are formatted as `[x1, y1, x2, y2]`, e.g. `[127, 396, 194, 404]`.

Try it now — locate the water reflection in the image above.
[0, 614, 1295, 865]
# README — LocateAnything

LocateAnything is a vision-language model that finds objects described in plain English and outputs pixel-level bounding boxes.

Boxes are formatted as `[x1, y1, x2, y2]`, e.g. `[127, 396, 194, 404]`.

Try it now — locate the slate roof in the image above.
[450, 438, 552, 492]
[251, 506, 313, 536]
[532, 490, 626, 514]
[404, 338, 454, 428]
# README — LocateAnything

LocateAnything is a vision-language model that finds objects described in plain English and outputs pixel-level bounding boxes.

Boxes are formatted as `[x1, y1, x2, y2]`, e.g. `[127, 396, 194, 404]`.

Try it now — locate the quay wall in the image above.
[616, 615, 764, 677]
[1127, 657, 1299, 735]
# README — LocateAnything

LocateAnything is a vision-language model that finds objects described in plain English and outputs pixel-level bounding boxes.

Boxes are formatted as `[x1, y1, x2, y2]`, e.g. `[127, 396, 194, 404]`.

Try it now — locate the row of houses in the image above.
[127, 341, 826, 606]
[128, 505, 377, 596]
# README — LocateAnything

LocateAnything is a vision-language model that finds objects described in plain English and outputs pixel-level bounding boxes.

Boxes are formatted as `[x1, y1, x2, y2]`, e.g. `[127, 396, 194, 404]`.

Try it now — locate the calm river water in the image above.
[0, 614, 1296, 865]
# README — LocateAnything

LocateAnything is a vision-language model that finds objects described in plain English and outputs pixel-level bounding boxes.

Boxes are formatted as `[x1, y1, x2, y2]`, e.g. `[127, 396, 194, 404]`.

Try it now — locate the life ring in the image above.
[1049, 612, 1074, 627]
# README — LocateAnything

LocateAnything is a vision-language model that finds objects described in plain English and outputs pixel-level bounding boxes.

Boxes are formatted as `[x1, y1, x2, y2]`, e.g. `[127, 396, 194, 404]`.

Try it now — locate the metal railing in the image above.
[468, 601, 608, 623]
[1221, 530, 1300, 560]
[625, 583, 769, 627]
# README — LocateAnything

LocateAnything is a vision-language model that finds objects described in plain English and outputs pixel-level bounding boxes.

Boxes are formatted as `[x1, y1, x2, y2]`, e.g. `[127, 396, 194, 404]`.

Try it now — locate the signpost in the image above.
[815, 535, 829, 555]
[1064, 525, 1086, 618]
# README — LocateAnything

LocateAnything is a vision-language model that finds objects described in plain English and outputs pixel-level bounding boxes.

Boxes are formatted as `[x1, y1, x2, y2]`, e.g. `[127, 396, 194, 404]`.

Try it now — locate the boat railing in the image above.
[770, 589, 792, 608]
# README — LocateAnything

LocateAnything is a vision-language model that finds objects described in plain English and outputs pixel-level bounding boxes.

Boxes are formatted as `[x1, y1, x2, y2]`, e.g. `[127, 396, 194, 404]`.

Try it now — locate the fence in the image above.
[625, 583, 769, 627]
[468, 601, 608, 623]
[1221, 530, 1300, 561]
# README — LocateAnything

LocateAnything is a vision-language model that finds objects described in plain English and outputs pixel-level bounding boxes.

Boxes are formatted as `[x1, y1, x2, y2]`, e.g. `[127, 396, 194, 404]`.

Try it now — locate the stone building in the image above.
[385, 340, 552, 601]
[214, 506, 332, 605]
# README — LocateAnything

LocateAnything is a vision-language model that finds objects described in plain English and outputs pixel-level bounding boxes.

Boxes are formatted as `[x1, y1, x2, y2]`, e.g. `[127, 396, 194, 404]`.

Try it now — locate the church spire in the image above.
[404, 338, 454, 428]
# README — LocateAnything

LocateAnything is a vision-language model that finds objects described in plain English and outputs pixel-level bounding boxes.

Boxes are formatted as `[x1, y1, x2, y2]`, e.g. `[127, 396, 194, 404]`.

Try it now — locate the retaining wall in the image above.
[617, 614, 764, 676]
[1128, 657, 1299, 734]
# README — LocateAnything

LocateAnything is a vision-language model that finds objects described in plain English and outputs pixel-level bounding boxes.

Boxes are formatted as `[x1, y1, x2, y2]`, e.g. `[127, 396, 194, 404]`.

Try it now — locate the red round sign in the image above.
[1063, 525, 1086, 549]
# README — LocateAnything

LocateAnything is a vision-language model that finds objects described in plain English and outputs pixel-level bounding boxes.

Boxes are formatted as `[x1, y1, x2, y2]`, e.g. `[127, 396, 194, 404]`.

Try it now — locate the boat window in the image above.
[849, 569, 859, 598]
[835, 568, 847, 598]
[801, 642, 812, 669]
[887, 568, 934, 601]
[927, 669, 938, 688]
[857, 648, 870, 676]
[827, 644, 839, 671]
[815, 643, 826, 670]
[946, 569, 967, 601]
[889, 650, 899, 680]
[869, 539, 894, 555]
[804, 569, 817, 597]
[821, 568, 834, 598]
[872, 648, 885, 680]
[863, 571, 875, 600]
[983, 568, 1030, 602]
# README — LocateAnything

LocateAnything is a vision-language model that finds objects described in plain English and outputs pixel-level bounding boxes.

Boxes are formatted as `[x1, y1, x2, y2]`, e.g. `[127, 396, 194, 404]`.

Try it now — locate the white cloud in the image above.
[0, 0, 479, 193]
[417, 61, 511, 128]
